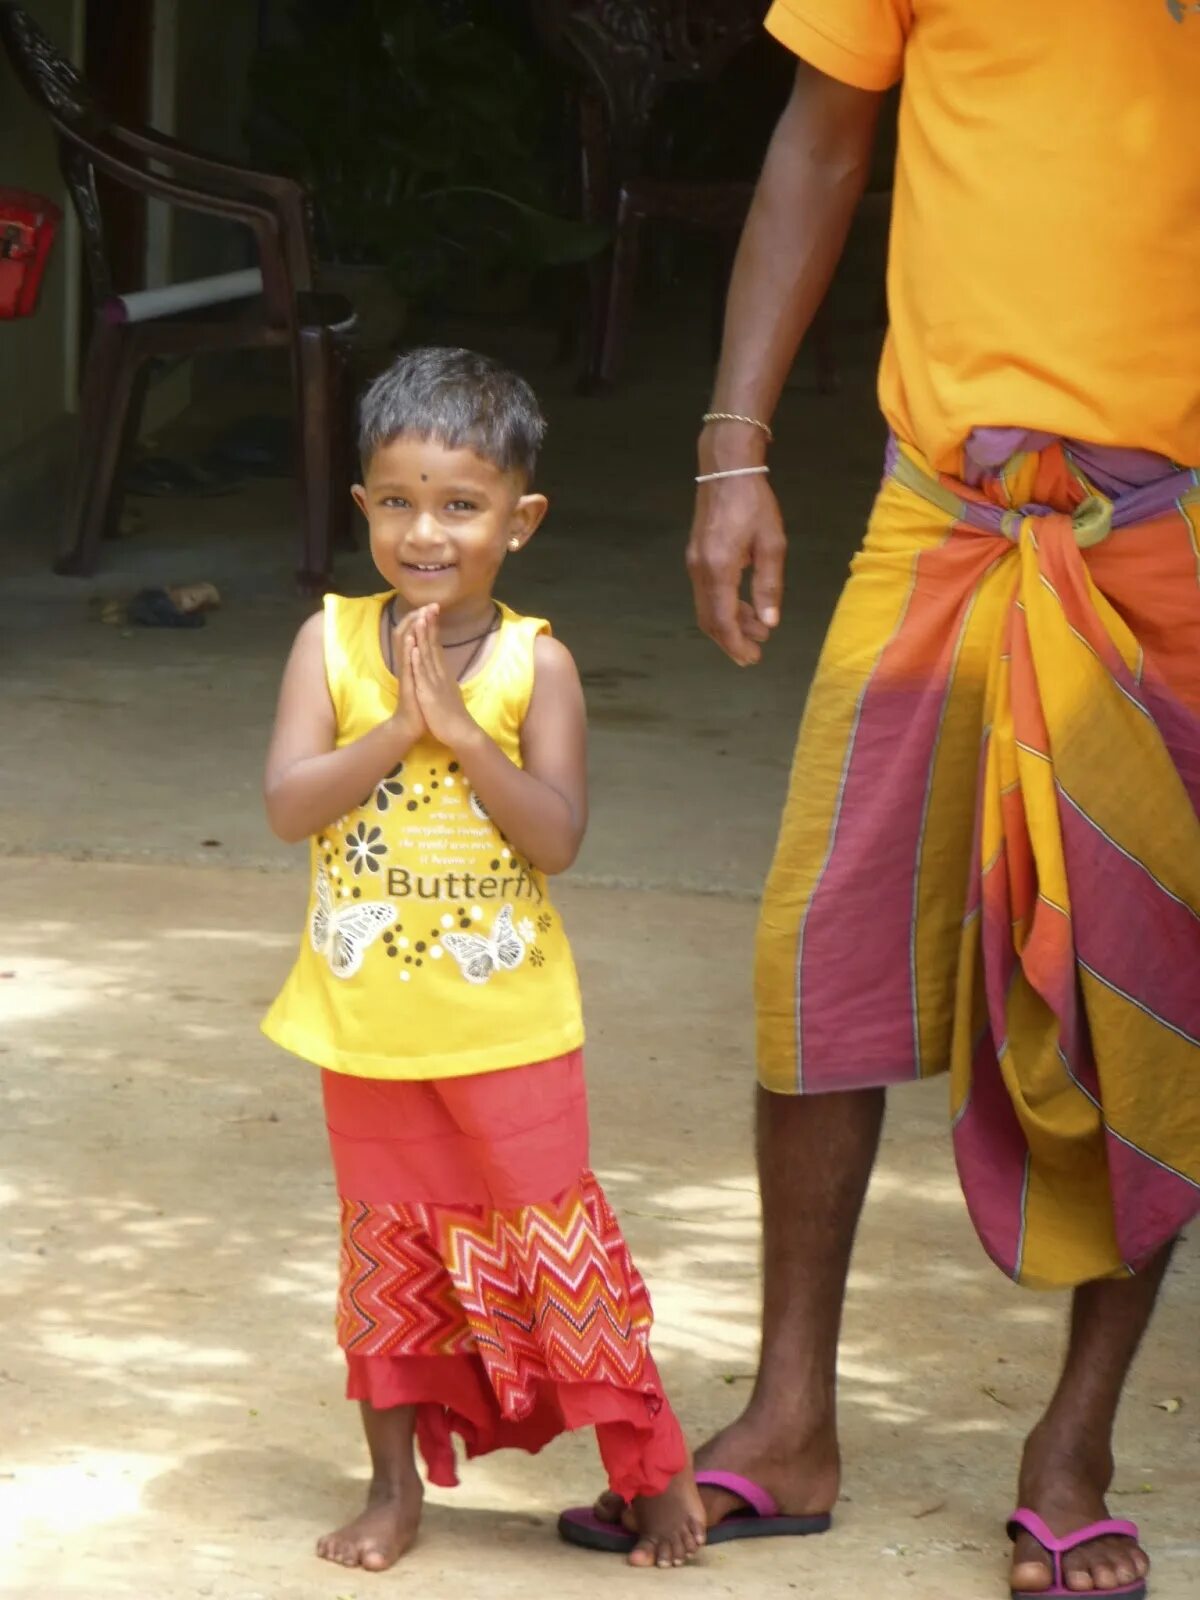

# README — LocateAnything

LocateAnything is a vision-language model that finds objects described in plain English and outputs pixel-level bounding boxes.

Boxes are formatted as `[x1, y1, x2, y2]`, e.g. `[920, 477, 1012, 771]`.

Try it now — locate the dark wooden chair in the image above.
[0, 1, 357, 593]
[532, 0, 835, 393]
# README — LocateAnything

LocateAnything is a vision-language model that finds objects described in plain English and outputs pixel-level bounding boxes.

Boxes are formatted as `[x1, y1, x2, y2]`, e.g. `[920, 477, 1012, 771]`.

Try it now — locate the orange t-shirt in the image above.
[765, 0, 1200, 470]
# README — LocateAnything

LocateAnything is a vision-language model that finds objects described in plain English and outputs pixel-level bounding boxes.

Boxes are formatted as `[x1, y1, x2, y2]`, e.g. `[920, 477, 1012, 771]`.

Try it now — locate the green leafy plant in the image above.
[249, 0, 606, 301]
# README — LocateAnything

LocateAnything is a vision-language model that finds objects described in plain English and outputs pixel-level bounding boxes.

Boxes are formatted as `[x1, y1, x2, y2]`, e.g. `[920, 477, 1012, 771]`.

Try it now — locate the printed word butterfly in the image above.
[310, 867, 397, 978]
[441, 904, 526, 985]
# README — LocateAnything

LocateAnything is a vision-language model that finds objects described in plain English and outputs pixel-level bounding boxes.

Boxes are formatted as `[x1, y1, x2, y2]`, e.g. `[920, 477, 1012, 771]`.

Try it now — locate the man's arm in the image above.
[689, 61, 883, 664]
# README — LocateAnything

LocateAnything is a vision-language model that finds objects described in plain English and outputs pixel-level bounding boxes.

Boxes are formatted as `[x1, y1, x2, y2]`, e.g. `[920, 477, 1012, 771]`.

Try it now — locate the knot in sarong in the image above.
[996, 493, 1114, 550]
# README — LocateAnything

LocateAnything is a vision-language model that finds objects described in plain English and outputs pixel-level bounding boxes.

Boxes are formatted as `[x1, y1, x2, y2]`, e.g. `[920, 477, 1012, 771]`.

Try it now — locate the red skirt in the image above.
[322, 1051, 686, 1499]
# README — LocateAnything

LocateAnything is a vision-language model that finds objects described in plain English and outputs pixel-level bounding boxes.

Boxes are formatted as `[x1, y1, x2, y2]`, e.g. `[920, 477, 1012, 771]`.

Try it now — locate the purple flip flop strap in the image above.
[1008, 1508, 1142, 1592]
[696, 1470, 781, 1519]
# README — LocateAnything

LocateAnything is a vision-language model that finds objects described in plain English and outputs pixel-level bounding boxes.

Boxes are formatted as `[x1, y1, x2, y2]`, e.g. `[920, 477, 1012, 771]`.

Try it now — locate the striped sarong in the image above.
[757, 434, 1200, 1287]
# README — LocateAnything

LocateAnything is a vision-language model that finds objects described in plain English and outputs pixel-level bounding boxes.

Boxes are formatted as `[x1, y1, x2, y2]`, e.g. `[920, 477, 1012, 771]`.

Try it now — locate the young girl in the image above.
[262, 348, 705, 1573]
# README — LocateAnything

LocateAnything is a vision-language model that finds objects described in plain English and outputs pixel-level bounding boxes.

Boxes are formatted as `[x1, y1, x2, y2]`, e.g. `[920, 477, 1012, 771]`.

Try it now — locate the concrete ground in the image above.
[1, 303, 1195, 1599]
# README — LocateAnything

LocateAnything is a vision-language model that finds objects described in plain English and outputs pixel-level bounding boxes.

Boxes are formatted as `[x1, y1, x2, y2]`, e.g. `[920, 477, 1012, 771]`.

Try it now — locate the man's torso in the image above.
[766, 0, 1200, 467]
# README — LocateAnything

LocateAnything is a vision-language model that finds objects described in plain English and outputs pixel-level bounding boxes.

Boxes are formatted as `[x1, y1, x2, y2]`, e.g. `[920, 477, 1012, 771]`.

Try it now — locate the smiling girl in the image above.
[260, 348, 703, 1573]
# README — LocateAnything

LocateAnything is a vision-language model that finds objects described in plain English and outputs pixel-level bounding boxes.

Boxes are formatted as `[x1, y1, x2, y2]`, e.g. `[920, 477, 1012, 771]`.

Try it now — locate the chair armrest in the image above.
[109, 126, 316, 290]
[82, 136, 296, 324]
[111, 126, 303, 205]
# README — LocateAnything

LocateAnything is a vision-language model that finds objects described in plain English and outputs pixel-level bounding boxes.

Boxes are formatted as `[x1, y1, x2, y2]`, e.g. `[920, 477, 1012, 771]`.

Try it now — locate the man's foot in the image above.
[317, 1475, 424, 1571]
[593, 1408, 839, 1535]
[694, 1409, 840, 1528]
[624, 1468, 707, 1569]
[1010, 1426, 1149, 1594]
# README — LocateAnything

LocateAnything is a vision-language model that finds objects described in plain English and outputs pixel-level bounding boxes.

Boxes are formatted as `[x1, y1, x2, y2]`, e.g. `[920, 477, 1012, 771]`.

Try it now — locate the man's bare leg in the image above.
[592, 1086, 883, 1529]
[1010, 1243, 1173, 1595]
[694, 1084, 885, 1523]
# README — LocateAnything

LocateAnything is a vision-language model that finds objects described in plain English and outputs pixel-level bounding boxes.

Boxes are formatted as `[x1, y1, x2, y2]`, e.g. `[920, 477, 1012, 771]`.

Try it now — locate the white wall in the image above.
[0, 0, 258, 492]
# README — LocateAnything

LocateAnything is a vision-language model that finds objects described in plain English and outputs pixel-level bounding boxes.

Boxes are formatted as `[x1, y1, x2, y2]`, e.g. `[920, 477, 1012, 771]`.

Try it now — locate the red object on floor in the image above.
[0, 188, 62, 319]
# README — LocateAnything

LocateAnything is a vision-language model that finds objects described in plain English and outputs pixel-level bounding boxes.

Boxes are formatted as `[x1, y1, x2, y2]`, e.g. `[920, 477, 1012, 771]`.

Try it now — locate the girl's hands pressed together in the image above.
[389, 609, 426, 744]
[264, 604, 427, 846]
[410, 607, 479, 752]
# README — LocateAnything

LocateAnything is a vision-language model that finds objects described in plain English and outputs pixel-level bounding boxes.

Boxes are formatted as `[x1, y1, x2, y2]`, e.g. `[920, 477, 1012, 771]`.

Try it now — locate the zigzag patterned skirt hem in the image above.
[322, 1054, 686, 1499]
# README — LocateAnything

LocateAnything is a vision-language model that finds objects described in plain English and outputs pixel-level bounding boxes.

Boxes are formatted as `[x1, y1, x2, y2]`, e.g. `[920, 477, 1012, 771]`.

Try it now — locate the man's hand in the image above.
[684, 57, 880, 665]
[686, 472, 785, 666]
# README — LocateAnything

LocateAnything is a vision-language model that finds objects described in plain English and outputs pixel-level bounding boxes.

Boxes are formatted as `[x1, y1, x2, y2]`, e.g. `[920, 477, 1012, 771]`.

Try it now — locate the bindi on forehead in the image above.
[420, 473, 428, 482]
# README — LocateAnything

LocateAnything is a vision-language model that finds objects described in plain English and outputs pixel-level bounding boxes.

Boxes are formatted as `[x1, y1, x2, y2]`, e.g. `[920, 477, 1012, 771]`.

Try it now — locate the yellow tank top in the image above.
[262, 593, 584, 1080]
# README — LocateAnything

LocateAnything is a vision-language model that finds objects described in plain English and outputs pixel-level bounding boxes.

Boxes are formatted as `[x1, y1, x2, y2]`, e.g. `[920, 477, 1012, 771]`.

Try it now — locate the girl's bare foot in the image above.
[625, 1467, 707, 1569]
[317, 1473, 424, 1572]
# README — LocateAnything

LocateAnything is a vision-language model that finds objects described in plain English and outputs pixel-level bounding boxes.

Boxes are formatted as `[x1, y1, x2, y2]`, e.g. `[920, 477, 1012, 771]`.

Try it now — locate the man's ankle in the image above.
[1020, 1418, 1115, 1486]
[725, 1394, 837, 1452]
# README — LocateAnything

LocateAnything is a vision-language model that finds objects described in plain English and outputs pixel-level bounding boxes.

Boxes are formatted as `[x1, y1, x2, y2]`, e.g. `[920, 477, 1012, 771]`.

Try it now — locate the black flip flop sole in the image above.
[708, 1511, 832, 1544]
[557, 1513, 637, 1553]
[557, 1508, 832, 1552]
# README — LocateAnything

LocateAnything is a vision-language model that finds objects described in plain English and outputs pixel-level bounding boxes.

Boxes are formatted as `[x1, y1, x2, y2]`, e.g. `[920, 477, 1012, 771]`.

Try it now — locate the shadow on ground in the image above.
[2, 862, 1194, 1600]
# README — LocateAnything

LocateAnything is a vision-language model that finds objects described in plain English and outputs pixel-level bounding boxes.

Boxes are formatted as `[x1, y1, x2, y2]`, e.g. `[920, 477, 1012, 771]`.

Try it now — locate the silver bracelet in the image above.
[695, 465, 771, 484]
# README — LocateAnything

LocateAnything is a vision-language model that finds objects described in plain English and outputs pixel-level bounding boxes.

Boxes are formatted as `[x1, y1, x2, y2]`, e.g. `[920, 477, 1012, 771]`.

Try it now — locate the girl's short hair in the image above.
[358, 347, 546, 483]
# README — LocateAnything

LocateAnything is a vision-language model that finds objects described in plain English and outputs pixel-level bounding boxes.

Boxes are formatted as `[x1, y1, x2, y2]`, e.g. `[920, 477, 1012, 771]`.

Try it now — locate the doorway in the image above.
[83, 0, 154, 297]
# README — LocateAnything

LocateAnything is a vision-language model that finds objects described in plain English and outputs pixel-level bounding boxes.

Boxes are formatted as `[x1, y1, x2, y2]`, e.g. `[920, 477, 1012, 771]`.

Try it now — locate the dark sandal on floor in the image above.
[557, 1471, 832, 1553]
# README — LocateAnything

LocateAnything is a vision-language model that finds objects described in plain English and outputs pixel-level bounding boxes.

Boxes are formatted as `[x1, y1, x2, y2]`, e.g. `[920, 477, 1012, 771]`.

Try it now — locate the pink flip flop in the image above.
[1008, 1508, 1147, 1599]
[557, 1470, 833, 1553]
